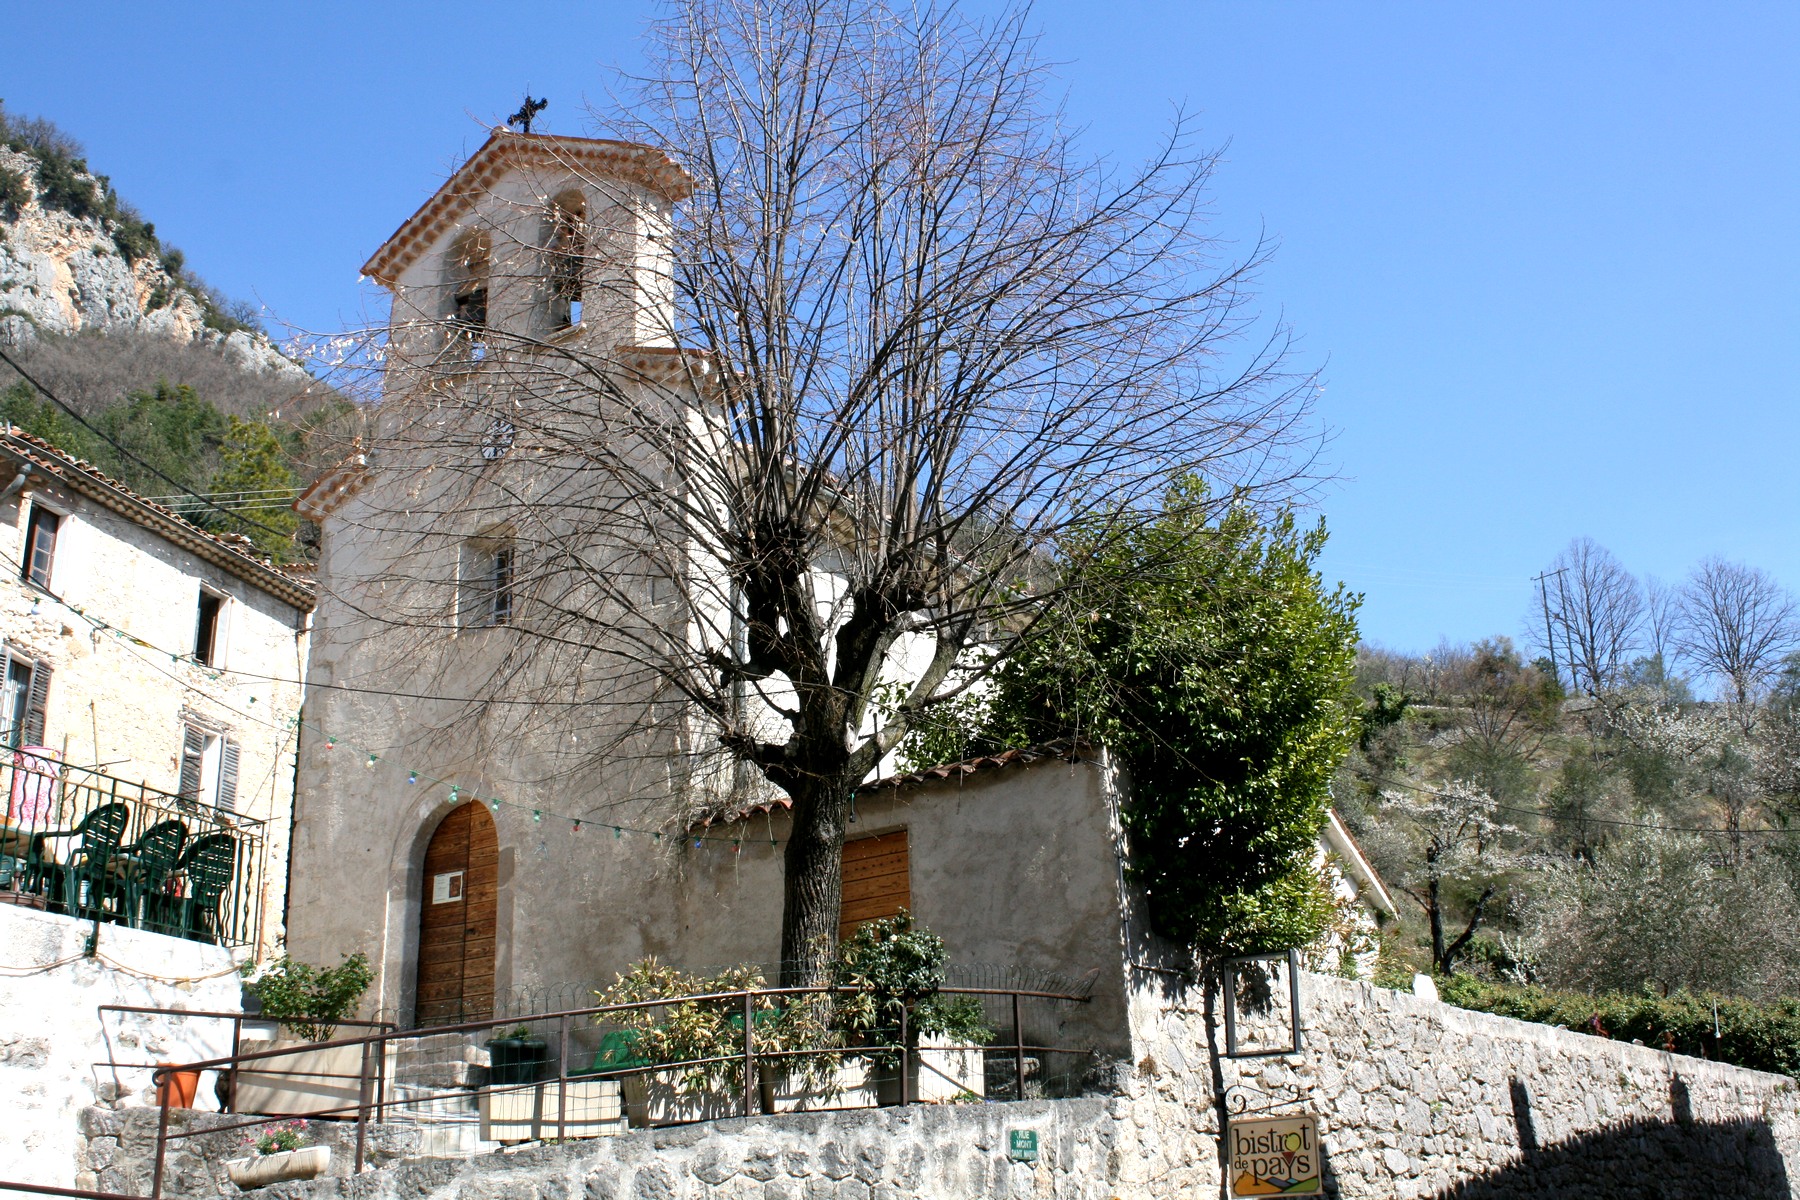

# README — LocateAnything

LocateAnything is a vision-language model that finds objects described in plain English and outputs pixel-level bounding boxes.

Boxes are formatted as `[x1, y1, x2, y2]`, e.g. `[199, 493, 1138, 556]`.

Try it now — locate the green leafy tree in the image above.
[209, 415, 299, 558]
[972, 481, 1362, 957]
[0, 380, 98, 460]
[87, 380, 226, 497]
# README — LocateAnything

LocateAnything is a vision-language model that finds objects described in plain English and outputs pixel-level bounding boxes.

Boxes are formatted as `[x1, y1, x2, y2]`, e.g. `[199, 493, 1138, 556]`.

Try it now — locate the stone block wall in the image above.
[76, 1108, 426, 1199]
[0, 903, 241, 1190]
[286, 1102, 1111, 1200]
[1120, 969, 1800, 1197]
[68, 969, 1800, 1199]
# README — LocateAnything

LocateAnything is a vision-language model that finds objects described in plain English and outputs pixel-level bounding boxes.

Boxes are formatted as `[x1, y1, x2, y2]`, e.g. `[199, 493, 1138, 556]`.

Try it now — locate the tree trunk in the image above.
[1427, 877, 1446, 976]
[778, 773, 858, 987]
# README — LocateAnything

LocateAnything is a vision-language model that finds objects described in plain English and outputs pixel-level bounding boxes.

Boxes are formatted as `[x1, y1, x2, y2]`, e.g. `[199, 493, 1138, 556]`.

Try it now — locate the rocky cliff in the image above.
[0, 138, 303, 381]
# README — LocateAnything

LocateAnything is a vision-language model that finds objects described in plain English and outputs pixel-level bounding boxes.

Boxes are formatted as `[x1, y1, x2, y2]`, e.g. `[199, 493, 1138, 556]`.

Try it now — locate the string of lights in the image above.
[2, 549, 773, 850]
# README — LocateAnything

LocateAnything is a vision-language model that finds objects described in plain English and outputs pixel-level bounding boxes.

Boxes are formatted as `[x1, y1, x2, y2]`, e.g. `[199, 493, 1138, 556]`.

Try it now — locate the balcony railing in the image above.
[0, 750, 266, 949]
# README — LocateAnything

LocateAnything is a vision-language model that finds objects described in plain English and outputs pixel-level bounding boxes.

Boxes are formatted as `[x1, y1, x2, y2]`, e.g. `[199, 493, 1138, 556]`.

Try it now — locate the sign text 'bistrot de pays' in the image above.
[1228, 1114, 1322, 1195]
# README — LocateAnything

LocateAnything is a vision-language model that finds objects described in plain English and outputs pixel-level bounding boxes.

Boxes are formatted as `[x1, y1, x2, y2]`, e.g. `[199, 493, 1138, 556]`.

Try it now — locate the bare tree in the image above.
[1677, 558, 1800, 715]
[1543, 537, 1642, 698]
[340, 0, 1319, 985]
[1642, 573, 1678, 681]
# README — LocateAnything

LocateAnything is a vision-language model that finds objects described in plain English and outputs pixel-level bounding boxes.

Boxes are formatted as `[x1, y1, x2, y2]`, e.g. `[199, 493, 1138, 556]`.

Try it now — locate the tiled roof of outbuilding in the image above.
[689, 738, 1093, 831]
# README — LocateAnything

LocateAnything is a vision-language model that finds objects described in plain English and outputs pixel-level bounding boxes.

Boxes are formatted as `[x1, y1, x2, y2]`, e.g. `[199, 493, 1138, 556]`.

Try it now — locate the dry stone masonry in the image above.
[91, 970, 1799, 1198]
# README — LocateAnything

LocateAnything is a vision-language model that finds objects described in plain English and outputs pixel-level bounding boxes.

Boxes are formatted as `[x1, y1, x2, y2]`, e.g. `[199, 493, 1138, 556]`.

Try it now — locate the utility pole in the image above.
[1535, 568, 1568, 690]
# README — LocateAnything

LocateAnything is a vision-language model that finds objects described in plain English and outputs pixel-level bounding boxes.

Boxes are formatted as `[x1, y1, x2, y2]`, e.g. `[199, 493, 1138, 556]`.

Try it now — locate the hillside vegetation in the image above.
[1338, 540, 1800, 1008]
[0, 104, 355, 560]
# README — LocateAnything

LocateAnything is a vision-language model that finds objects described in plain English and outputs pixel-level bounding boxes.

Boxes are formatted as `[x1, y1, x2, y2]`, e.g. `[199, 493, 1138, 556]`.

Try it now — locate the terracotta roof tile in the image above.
[0, 426, 315, 609]
[690, 738, 1093, 831]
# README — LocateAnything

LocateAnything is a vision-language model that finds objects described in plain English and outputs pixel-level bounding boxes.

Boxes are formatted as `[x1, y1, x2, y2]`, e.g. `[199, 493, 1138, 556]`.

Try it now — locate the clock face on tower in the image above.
[482, 418, 516, 461]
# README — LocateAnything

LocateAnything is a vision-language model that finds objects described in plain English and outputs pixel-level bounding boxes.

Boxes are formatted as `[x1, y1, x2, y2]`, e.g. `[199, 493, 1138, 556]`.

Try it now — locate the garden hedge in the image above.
[1433, 975, 1800, 1081]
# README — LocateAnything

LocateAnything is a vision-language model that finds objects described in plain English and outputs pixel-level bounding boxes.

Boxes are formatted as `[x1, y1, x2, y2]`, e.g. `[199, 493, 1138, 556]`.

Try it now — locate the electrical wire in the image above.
[0, 344, 300, 542]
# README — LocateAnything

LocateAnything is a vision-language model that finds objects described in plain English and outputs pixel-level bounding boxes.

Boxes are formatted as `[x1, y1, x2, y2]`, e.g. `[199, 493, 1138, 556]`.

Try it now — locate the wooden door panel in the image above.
[839, 829, 910, 942]
[415, 800, 498, 1024]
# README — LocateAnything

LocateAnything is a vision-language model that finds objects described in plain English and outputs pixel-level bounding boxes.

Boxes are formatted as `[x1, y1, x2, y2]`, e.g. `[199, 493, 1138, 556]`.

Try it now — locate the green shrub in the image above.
[243, 953, 374, 1041]
[833, 911, 992, 1060]
[0, 165, 29, 216]
[111, 213, 159, 264]
[1434, 974, 1800, 1081]
[594, 959, 832, 1094]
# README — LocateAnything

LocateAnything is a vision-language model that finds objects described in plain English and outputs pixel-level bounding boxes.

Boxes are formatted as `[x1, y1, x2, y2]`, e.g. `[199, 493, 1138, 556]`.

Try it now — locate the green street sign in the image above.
[1008, 1129, 1040, 1162]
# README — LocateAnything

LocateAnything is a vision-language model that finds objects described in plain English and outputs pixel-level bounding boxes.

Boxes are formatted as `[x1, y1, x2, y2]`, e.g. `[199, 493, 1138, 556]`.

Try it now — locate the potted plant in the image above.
[485, 1024, 551, 1085]
[234, 953, 376, 1116]
[593, 959, 785, 1126]
[154, 1064, 202, 1109]
[833, 911, 992, 1105]
[225, 1121, 331, 1189]
[478, 1021, 625, 1143]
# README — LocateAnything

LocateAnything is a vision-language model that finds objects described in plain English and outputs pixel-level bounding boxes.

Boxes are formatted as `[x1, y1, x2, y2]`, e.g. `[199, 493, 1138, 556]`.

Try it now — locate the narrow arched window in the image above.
[543, 191, 586, 331]
[447, 230, 491, 351]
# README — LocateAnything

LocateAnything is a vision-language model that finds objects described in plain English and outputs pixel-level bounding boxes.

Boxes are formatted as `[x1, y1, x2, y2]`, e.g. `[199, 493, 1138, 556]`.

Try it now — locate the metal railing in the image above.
[107, 981, 1091, 1199]
[94, 1004, 397, 1116]
[0, 752, 267, 949]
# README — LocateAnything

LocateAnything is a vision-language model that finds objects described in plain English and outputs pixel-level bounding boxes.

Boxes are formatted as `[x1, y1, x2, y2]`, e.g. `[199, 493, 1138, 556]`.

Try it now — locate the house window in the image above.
[460, 537, 515, 628]
[0, 649, 48, 749]
[178, 724, 240, 811]
[839, 829, 911, 943]
[194, 589, 227, 666]
[22, 505, 59, 589]
[544, 191, 586, 331]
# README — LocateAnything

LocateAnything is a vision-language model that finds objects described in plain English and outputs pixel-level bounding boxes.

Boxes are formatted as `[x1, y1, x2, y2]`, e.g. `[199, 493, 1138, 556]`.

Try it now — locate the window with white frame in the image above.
[0, 647, 48, 749]
[178, 723, 240, 811]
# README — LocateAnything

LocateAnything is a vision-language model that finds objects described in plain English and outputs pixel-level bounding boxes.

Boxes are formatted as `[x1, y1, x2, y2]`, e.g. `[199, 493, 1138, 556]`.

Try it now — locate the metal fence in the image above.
[60, 978, 1093, 1200]
[0, 752, 266, 949]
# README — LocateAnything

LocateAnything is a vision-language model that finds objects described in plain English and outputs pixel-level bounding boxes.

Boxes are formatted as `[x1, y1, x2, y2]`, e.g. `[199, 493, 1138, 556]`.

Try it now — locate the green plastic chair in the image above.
[584, 1029, 651, 1075]
[170, 833, 236, 943]
[113, 820, 188, 932]
[25, 802, 130, 917]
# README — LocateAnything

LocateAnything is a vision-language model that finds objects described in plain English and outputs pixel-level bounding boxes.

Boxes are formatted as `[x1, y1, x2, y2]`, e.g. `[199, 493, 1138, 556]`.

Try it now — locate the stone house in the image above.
[0, 424, 313, 954]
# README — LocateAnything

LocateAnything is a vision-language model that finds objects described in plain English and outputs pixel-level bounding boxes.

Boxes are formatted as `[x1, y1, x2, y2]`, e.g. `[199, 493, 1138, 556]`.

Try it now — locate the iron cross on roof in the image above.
[507, 93, 549, 134]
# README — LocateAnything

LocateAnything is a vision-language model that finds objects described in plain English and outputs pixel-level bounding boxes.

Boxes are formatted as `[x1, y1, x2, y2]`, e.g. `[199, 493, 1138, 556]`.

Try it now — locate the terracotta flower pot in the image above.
[156, 1067, 200, 1109]
[226, 1145, 331, 1189]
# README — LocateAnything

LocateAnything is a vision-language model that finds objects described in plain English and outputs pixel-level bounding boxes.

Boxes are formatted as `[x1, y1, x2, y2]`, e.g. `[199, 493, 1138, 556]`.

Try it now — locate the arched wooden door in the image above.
[414, 800, 497, 1026]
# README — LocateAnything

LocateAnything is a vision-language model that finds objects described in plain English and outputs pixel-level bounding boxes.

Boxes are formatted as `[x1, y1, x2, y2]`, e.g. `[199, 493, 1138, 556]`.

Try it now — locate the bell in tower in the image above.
[362, 128, 693, 386]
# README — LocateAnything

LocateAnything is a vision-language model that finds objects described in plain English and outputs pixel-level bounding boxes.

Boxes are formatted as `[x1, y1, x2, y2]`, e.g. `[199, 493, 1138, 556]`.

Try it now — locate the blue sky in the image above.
[4, 2, 1796, 654]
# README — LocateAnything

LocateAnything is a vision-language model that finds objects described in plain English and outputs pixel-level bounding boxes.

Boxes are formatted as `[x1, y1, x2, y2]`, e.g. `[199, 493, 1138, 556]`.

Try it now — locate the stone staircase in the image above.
[375, 1032, 499, 1156]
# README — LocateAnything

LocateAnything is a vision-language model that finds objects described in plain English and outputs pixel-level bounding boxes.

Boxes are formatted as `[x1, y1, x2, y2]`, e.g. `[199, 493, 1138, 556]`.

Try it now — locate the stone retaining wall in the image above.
[82, 971, 1800, 1198]
[0, 903, 241, 1190]
[1118, 969, 1800, 1197]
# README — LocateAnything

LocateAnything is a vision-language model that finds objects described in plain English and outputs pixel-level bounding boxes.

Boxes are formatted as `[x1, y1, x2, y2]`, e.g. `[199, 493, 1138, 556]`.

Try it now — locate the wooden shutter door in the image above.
[216, 739, 240, 811]
[414, 800, 498, 1026]
[21, 661, 49, 746]
[178, 726, 206, 799]
[839, 829, 911, 943]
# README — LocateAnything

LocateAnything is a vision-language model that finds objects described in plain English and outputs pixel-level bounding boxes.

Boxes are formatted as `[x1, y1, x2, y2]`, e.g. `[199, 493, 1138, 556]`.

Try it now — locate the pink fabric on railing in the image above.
[8, 746, 60, 826]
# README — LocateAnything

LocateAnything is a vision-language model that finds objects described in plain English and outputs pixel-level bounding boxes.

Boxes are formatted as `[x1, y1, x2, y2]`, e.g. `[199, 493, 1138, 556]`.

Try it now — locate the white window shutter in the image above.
[178, 726, 205, 799]
[217, 738, 241, 812]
